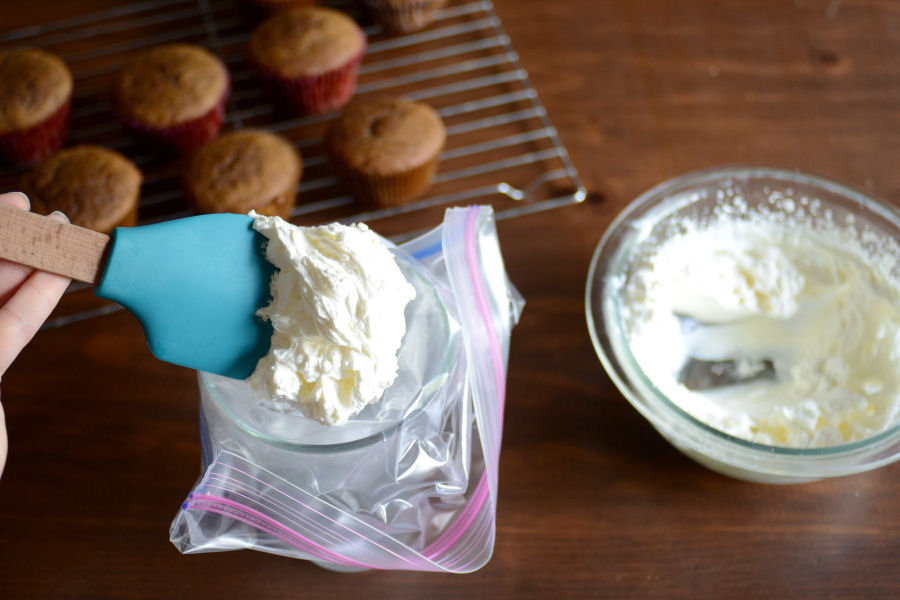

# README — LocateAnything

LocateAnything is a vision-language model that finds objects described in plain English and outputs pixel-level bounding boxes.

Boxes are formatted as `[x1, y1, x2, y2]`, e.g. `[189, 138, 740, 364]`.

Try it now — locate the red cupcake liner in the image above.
[0, 97, 70, 166]
[252, 44, 365, 116]
[362, 0, 447, 34]
[116, 82, 230, 155]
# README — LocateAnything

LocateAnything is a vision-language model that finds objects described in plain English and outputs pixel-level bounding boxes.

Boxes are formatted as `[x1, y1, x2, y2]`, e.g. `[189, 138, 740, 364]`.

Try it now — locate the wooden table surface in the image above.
[2, 0, 900, 598]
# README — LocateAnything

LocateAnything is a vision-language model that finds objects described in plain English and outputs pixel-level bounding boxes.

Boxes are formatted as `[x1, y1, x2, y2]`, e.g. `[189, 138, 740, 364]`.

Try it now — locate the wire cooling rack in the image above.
[0, 0, 585, 326]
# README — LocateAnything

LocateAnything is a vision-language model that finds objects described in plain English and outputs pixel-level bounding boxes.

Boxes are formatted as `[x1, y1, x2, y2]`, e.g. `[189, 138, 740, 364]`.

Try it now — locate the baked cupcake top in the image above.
[0, 48, 73, 134]
[20, 145, 142, 233]
[327, 96, 445, 175]
[183, 130, 302, 213]
[114, 44, 229, 128]
[249, 7, 366, 78]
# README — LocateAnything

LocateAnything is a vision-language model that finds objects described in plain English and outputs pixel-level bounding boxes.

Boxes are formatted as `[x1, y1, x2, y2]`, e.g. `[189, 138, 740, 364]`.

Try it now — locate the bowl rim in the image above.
[586, 164, 900, 465]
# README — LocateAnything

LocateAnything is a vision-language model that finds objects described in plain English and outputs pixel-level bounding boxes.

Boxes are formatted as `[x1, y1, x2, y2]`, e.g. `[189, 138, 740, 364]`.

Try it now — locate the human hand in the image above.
[0, 191, 72, 477]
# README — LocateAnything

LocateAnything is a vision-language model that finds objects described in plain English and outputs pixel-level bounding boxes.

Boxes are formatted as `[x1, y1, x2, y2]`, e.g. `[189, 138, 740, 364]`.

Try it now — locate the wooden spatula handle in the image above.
[0, 204, 110, 284]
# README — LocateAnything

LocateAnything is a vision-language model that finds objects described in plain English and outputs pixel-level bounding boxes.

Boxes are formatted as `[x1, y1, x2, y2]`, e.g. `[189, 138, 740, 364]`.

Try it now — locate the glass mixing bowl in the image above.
[200, 246, 457, 455]
[586, 166, 900, 483]
[191, 247, 458, 573]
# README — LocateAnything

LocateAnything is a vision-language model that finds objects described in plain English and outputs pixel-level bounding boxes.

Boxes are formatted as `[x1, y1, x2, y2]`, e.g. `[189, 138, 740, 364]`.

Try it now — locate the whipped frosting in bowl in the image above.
[587, 166, 900, 482]
[202, 214, 456, 450]
[622, 212, 900, 449]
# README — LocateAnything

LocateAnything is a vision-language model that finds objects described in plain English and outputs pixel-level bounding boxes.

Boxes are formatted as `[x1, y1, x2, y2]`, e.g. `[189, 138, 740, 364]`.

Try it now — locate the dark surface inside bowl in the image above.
[677, 357, 776, 391]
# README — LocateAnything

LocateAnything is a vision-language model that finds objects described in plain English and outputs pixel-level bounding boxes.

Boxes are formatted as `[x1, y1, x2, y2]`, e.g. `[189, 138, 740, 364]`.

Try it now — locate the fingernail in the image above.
[9, 191, 30, 211]
[50, 210, 70, 224]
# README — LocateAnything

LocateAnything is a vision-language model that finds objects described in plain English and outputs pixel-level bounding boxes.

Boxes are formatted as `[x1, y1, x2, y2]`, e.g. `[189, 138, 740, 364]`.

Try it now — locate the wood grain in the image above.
[1, 1, 899, 599]
[0, 205, 109, 284]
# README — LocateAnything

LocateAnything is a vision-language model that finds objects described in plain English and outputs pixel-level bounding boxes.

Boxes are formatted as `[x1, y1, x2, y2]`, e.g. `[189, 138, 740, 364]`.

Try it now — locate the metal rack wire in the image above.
[1, 0, 586, 326]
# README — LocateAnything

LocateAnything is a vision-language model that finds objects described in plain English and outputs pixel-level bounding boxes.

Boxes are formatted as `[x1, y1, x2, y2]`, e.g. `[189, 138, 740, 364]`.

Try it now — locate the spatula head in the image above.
[94, 213, 275, 379]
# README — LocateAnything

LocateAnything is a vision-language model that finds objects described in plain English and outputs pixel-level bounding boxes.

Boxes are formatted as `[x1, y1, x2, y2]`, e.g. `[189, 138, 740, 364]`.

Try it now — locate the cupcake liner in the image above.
[252, 45, 365, 116]
[335, 153, 440, 208]
[0, 97, 70, 165]
[362, 0, 447, 34]
[116, 82, 230, 155]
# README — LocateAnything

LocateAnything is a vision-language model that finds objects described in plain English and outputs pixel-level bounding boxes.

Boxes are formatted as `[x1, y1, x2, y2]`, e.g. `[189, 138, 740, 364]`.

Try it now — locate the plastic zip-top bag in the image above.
[170, 205, 524, 573]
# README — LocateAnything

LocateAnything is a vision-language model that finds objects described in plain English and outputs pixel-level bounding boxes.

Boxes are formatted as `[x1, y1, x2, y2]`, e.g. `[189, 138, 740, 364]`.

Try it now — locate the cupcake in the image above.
[183, 130, 302, 219]
[114, 44, 230, 154]
[20, 145, 142, 234]
[248, 6, 366, 115]
[361, 0, 447, 34]
[0, 48, 72, 165]
[326, 96, 445, 207]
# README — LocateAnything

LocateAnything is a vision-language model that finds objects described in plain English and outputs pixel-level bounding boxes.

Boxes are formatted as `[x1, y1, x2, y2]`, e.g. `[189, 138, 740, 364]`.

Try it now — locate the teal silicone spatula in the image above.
[0, 205, 274, 379]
